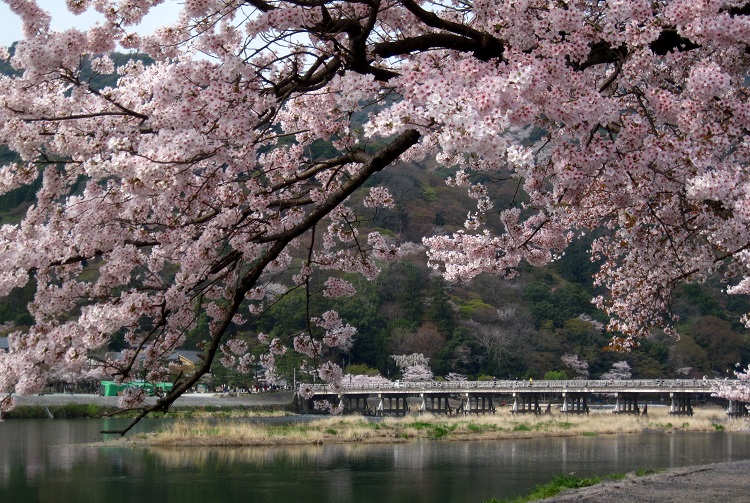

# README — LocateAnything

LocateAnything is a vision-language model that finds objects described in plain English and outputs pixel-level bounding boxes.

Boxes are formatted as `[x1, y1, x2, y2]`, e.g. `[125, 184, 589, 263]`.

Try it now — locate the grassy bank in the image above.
[482, 469, 663, 503]
[128, 407, 742, 447]
[484, 473, 624, 503]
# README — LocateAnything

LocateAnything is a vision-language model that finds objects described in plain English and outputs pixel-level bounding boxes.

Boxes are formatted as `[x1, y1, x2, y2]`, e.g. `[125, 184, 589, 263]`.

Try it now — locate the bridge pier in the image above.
[300, 397, 311, 414]
[726, 400, 748, 417]
[561, 392, 589, 414]
[669, 393, 693, 416]
[462, 393, 496, 414]
[613, 393, 640, 415]
[511, 392, 541, 415]
[343, 394, 371, 414]
[420, 393, 453, 415]
[300, 395, 340, 414]
[376, 394, 409, 416]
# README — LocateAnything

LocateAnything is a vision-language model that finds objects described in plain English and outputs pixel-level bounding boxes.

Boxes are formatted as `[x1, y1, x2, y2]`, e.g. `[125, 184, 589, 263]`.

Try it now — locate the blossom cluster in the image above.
[1, 0, 750, 412]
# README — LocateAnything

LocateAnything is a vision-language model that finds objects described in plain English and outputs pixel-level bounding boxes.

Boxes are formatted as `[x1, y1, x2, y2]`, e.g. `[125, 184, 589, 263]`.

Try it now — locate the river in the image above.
[2, 418, 750, 503]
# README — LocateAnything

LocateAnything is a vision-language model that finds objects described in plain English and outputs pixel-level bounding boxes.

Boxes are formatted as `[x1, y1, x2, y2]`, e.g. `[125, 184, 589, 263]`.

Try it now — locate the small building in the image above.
[0, 336, 8, 353]
[168, 350, 202, 372]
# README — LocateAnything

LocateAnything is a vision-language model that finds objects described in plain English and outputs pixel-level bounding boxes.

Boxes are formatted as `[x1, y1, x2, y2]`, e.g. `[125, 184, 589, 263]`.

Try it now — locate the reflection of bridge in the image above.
[299, 379, 748, 417]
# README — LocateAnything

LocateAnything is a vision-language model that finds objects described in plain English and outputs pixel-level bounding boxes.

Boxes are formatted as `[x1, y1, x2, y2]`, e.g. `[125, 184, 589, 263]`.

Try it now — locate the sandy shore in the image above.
[540, 459, 750, 502]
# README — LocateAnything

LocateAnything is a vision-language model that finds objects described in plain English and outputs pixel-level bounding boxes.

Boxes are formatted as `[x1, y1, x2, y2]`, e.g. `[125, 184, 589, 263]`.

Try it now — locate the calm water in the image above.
[2, 418, 750, 503]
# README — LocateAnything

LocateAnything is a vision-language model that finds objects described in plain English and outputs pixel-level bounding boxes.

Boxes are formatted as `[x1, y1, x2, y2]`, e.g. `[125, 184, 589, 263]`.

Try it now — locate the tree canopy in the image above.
[1, 0, 750, 424]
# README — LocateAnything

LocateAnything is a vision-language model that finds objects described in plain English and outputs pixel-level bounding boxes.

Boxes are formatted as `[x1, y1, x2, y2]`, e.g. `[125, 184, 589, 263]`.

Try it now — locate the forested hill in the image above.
[0, 52, 747, 385]
[246, 159, 750, 383]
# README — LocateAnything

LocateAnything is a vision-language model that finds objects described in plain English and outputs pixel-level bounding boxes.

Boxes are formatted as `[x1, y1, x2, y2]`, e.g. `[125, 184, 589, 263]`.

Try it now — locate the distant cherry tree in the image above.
[561, 354, 590, 380]
[1, 0, 750, 425]
[444, 372, 468, 382]
[400, 364, 434, 382]
[392, 353, 433, 381]
[343, 373, 390, 386]
[601, 361, 632, 380]
[713, 366, 750, 403]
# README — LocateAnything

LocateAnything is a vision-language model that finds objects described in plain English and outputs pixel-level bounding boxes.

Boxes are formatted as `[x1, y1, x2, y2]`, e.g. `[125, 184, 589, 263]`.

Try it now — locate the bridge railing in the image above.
[298, 378, 718, 395]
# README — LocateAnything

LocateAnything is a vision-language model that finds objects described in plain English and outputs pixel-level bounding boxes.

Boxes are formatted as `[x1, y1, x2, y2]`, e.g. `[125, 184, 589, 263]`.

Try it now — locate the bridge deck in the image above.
[301, 379, 716, 397]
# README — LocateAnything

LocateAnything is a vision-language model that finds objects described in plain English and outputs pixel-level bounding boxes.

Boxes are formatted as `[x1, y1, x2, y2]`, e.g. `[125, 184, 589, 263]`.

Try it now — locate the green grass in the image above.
[406, 421, 433, 430]
[482, 474, 609, 503]
[507, 420, 573, 433]
[648, 421, 673, 431]
[468, 423, 494, 433]
[512, 423, 532, 431]
[429, 425, 451, 439]
[483, 468, 660, 503]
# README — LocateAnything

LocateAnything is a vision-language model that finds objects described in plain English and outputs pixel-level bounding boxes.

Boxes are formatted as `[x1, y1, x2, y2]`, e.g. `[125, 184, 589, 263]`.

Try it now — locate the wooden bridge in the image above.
[298, 379, 747, 417]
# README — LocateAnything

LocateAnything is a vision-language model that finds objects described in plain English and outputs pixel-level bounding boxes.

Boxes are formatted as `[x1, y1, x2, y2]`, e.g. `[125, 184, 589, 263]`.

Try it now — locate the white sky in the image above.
[0, 1, 179, 47]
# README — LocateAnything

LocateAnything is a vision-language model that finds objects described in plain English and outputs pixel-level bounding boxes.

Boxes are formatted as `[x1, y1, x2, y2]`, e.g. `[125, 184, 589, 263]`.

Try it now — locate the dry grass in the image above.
[126, 406, 743, 447]
[184, 408, 295, 419]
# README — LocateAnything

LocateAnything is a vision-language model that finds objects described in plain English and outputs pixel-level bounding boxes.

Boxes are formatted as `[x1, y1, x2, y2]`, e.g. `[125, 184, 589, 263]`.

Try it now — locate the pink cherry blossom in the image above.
[1, 0, 750, 422]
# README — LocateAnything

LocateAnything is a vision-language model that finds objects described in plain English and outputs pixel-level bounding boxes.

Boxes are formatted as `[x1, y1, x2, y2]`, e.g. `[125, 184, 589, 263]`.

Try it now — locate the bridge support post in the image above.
[400, 396, 408, 416]
[378, 394, 409, 416]
[561, 392, 589, 414]
[465, 393, 496, 414]
[419, 393, 427, 413]
[613, 393, 639, 415]
[511, 393, 541, 415]
[424, 394, 453, 415]
[344, 395, 371, 415]
[443, 395, 453, 415]
[727, 400, 748, 417]
[669, 393, 693, 416]
[457, 393, 469, 415]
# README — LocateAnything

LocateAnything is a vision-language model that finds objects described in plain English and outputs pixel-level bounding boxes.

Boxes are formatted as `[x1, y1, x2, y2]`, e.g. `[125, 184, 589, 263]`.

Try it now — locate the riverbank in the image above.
[4, 391, 296, 418]
[122, 406, 744, 447]
[530, 459, 750, 502]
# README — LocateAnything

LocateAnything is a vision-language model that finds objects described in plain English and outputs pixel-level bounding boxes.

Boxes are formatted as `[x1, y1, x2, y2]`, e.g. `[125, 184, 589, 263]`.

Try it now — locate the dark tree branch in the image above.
[649, 28, 701, 56]
[373, 32, 503, 59]
[105, 128, 421, 435]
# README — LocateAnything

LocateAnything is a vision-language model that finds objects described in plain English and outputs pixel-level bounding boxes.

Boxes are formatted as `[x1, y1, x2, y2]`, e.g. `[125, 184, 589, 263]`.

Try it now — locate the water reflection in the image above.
[2, 419, 750, 503]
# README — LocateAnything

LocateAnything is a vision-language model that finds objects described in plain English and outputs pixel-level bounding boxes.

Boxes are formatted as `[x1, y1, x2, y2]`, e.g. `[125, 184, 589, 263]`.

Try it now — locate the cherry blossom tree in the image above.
[400, 363, 433, 382]
[561, 353, 590, 380]
[601, 360, 633, 380]
[1, 0, 750, 426]
[444, 372, 468, 382]
[391, 352, 433, 381]
[713, 366, 750, 402]
[391, 352, 429, 369]
[342, 372, 390, 386]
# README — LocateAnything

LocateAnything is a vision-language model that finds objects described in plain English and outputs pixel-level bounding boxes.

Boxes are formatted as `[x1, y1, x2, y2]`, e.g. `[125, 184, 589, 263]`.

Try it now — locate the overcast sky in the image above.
[0, 1, 178, 47]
